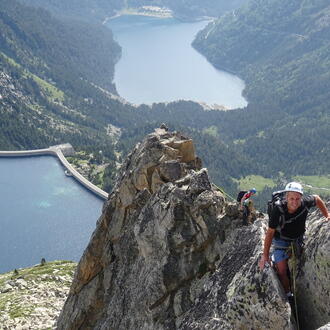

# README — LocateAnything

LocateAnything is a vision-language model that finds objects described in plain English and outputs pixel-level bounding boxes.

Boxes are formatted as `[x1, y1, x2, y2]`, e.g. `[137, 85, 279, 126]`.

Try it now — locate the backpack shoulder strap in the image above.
[274, 200, 286, 230]
[276, 203, 309, 240]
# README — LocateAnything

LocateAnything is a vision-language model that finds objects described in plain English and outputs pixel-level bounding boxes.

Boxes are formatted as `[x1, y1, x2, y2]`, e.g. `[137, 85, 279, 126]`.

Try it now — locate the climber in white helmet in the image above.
[259, 182, 330, 303]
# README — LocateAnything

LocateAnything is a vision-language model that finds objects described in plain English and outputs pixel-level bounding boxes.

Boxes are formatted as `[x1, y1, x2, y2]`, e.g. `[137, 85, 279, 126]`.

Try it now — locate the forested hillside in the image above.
[18, 0, 122, 23]
[0, 0, 126, 190]
[19, 0, 249, 21]
[193, 0, 330, 176]
[0, 0, 129, 147]
[1, 0, 120, 91]
[126, 0, 249, 19]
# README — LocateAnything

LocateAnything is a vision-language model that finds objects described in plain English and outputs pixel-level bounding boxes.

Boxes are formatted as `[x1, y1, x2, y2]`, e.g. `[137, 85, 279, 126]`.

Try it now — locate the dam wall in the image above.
[0, 144, 109, 200]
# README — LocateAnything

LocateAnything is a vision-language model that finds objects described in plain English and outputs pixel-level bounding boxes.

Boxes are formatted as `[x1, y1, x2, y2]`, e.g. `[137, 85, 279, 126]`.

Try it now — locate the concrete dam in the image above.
[0, 143, 109, 200]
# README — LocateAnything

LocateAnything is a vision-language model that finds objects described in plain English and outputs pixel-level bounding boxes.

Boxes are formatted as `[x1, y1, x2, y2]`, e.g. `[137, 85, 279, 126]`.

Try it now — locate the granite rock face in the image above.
[177, 218, 298, 330]
[297, 204, 330, 330]
[56, 129, 329, 330]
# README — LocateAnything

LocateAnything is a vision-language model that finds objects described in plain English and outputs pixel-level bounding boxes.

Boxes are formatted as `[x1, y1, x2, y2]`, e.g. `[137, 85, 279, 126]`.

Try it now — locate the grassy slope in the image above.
[0, 261, 76, 327]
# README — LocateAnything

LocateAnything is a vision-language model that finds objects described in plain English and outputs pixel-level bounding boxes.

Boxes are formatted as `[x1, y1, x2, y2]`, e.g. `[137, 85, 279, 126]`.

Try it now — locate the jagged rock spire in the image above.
[56, 129, 329, 330]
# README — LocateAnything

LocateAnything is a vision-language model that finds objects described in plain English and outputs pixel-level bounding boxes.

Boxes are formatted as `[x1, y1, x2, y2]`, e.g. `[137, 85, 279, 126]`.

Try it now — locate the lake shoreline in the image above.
[103, 6, 173, 25]
[103, 6, 215, 25]
[106, 14, 247, 109]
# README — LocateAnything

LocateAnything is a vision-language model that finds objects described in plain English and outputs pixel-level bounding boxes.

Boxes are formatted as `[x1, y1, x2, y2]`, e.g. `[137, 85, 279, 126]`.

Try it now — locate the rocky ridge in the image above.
[56, 128, 330, 330]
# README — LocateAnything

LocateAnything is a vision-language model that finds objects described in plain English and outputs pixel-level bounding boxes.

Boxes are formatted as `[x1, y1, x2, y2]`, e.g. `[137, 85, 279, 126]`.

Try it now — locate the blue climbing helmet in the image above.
[250, 188, 257, 194]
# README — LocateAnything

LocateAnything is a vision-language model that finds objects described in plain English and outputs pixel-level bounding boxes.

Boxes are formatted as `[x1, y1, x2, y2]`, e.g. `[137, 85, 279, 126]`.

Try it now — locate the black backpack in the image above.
[237, 190, 247, 202]
[267, 190, 285, 219]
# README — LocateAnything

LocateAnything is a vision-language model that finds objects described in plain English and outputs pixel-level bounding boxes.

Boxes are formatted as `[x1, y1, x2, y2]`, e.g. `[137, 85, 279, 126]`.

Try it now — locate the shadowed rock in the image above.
[296, 203, 330, 330]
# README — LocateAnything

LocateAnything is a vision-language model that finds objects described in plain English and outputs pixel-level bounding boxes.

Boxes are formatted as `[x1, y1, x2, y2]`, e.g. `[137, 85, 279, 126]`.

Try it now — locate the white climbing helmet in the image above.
[285, 182, 303, 195]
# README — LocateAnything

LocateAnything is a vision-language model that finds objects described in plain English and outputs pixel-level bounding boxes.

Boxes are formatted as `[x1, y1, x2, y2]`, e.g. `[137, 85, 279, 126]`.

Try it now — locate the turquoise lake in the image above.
[107, 15, 247, 109]
[0, 156, 104, 273]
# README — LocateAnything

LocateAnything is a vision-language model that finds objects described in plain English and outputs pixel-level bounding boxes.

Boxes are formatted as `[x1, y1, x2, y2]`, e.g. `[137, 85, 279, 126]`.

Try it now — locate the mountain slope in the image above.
[193, 0, 330, 176]
[19, 0, 249, 21]
[194, 0, 330, 113]
[0, 260, 75, 329]
[1, 0, 120, 92]
[18, 0, 122, 24]
[0, 0, 125, 152]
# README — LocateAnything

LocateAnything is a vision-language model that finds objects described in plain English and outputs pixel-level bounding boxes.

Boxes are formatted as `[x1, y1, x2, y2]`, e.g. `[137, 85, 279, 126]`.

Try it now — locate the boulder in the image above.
[1, 283, 13, 293]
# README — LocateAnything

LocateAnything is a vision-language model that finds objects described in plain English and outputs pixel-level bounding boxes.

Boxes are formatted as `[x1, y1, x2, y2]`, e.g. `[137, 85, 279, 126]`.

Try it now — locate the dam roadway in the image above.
[0, 144, 109, 200]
